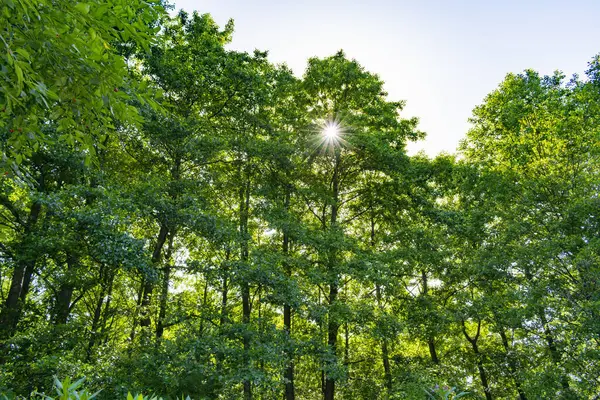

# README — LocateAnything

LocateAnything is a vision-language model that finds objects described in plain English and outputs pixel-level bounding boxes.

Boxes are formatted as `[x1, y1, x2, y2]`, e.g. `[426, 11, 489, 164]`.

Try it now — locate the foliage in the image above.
[0, 377, 192, 400]
[425, 385, 470, 400]
[1, 4, 599, 400]
[0, 0, 165, 165]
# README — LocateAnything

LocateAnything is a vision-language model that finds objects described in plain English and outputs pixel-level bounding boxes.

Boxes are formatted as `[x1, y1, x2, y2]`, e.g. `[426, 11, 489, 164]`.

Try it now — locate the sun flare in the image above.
[308, 118, 347, 156]
[323, 122, 340, 141]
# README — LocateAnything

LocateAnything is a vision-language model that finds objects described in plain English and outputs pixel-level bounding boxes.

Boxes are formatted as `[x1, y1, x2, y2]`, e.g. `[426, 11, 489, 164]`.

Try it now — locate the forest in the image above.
[1, 0, 599, 399]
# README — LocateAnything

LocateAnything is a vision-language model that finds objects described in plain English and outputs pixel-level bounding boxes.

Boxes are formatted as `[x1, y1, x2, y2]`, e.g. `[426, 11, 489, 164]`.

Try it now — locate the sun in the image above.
[323, 121, 340, 141]
[309, 117, 347, 156]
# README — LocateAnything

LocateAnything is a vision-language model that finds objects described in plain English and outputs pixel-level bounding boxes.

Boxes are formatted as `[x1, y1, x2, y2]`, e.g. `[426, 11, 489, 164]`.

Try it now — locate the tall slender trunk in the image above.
[428, 337, 439, 365]
[239, 169, 252, 400]
[54, 174, 102, 328]
[53, 253, 78, 325]
[87, 264, 109, 360]
[283, 188, 295, 400]
[216, 250, 230, 374]
[372, 215, 392, 392]
[155, 264, 171, 339]
[139, 282, 153, 329]
[19, 262, 35, 305]
[421, 270, 439, 365]
[156, 231, 175, 339]
[129, 279, 145, 344]
[376, 284, 392, 392]
[283, 301, 295, 400]
[538, 308, 570, 391]
[0, 201, 42, 339]
[497, 325, 527, 400]
[142, 158, 180, 331]
[324, 284, 339, 400]
[242, 288, 251, 400]
[344, 322, 349, 364]
[139, 223, 169, 328]
[319, 290, 325, 397]
[100, 271, 114, 346]
[461, 320, 492, 400]
[524, 268, 569, 391]
[199, 279, 209, 336]
[324, 150, 341, 400]
[257, 286, 265, 374]
[1, 263, 26, 335]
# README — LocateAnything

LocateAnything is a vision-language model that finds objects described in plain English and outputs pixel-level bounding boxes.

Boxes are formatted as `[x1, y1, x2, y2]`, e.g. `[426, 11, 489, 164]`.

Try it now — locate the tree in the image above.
[299, 50, 421, 400]
[460, 64, 600, 398]
[0, 0, 164, 165]
[2, 7, 600, 399]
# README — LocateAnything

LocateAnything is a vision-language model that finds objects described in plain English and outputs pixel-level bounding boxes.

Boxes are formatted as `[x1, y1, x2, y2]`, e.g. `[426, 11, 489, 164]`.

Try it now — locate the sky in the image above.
[172, 0, 600, 156]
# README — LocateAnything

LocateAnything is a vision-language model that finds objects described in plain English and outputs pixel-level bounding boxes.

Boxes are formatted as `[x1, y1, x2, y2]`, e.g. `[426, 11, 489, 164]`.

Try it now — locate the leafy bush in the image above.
[0, 377, 191, 400]
[425, 385, 470, 400]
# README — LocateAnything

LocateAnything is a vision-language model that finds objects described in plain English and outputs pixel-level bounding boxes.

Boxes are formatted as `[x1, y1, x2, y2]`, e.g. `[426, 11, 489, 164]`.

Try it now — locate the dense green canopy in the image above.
[1, 3, 599, 400]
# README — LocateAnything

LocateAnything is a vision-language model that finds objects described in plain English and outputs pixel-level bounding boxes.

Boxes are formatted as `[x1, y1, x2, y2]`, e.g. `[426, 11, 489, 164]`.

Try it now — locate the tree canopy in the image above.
[1, 5, 599, 400]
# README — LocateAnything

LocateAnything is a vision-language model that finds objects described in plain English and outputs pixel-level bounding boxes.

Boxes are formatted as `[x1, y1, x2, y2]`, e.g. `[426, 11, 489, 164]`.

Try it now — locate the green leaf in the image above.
[15, 48, 31, 60]
[69, 376, 86, 391]
[14, 64, 23, 86]
[74, 2, 90, 14]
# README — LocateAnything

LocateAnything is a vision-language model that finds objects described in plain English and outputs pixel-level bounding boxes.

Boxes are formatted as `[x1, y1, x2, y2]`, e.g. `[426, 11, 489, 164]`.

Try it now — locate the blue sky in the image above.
[172, 0, 600, 156]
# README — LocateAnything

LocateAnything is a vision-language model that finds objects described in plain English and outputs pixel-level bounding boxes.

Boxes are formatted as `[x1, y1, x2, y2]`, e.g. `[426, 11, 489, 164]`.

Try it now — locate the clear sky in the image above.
[172, 0, 600, 156]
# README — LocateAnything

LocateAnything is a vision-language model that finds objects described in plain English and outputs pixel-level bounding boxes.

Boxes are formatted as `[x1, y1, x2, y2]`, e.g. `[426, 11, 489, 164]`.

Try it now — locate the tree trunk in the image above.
[498, 325, 527, 400]
[1, 263, 26, 335]
[283, 185, 295, 400]
[376, 284, 392, 392]
[19, 262, 35, 305]
[53, 253, 77, 325]
[242, 281, 252, 400]
[428, 337, 439, 365]
[524, 267, 570, 391]
[372, 215, 392, 392]
[156, 231, 175, 339]
[100, 271, 114, 346]
[381, 337, 392, 391]
[344, 322, 349, 365]
[87, 264, 109, 360]
[239, 169, 252, 400]
[421, 270, 440, 365]
[129, 279, 145, 344]
[216, 250, 230, 374]
[199, 279, 209, 336]
[324, 150, 341, 400]
[142, 158, 180, 331]
[0, 201, 41, 339]
[462, 320, 492, 400]
[139, 223, 169, 329]
[155, 265, 171, 339]
[538, 308, 570, 391]
[283, 302, 295, 400]
[324, 283, 339, 400]
[474, 345, 493, 400]
[319, 291, 325, 397]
